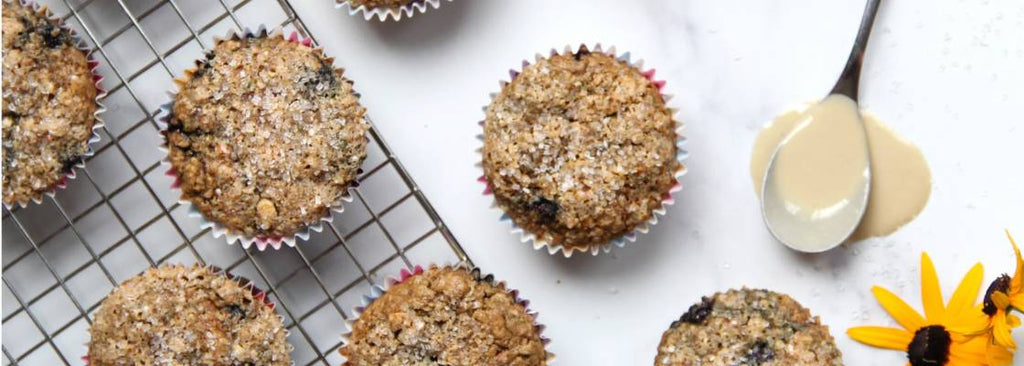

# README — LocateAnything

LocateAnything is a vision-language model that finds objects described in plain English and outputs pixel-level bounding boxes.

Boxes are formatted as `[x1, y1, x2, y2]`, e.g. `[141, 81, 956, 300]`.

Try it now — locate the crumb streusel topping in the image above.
[88, 265, 291, 366]
[342, 267, 547, 366]
[2, 0, 97, 206]
[166, 35, 368, 238]
[656, 288, 844, 366]
[483, 49, 680, 250]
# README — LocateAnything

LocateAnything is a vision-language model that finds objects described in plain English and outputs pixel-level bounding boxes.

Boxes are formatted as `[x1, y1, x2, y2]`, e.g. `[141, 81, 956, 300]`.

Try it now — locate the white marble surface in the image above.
[290, 1, 1024, 364]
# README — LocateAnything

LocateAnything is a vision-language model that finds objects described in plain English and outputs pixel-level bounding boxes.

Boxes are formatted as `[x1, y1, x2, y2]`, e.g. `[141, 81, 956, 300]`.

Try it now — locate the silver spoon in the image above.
[761, 0, 881, 253]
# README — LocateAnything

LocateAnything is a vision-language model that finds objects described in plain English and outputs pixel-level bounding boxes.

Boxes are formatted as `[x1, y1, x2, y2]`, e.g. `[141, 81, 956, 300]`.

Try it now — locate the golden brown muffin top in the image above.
[656, 288, 844, 366]
[88, 265, 291, 366]
[483, 49, 680, 250]
[2, 0, 98, 206]
[166, 34, 368, 238]
[342, 266, 548, 366]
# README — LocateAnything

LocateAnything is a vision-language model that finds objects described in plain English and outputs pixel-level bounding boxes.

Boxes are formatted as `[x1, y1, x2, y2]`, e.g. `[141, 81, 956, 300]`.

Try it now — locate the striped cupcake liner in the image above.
[476, 44, 689, 257]
[335, 0, 452, 22]
[339, 262, 556, 364]
[83, 263, 294, 365]
[158, 26, 369, 251]
[3, 0, 107, 209]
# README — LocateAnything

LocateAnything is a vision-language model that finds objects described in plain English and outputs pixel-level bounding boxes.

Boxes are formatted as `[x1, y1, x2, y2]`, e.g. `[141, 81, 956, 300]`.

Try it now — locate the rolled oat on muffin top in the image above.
[165, 31, 368, 239]
[87, 265, 291, 366]
[341, 266, 549, 366]
[656, 288, 843, 366]
[482, 46, 681, 251]
[2, 0, 99, 206]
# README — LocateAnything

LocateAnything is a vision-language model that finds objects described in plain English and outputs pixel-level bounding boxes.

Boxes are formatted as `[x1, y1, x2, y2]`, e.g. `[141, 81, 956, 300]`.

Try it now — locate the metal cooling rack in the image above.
[1, 0, 470, 364]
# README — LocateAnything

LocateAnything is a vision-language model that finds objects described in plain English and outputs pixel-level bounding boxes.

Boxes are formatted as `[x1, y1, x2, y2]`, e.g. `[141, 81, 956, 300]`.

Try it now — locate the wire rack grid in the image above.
[1, 0, 472, 364]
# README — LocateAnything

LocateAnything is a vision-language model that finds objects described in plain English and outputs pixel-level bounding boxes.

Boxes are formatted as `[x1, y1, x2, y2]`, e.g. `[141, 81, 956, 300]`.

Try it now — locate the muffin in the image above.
[347, 0, 415, 9]
[341, 265, 550, 365]
[656, 288, 843, 365]
[338, 0, 445, 21]
[2, 0, 100, 206]
[482, 46, 682, 253]
[87, 265, 291, 365]
[165, 30, 368, 243]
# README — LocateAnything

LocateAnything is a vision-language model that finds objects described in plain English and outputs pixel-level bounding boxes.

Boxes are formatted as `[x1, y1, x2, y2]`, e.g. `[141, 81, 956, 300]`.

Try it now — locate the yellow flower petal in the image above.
[947, 353, 988, 366]
[979, 331, 1016, 366]
[847, 326, 912, 351]
[1010, 293, 1024, 311]
[949, 336, 992, 366]
[921, 252, 946, 322]
[992, 312, 1017, 349]
[987, 343, 1015, 366]
[872, 286, 927, 330]
[992, 291, 1010, 309]
[1009, 230, 1023, 294]
[945, 306, 990, 336]
[946, 263, 984, 321]
[1008, 313, 1022, 328]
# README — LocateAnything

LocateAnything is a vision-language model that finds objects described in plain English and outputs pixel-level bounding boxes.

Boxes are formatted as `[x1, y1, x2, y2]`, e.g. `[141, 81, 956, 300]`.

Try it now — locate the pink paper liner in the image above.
[3, 0, 107, 209]
[82, 264, 291, 365]
[476, 44, 689, 257]
[158, 26, 368, 251]
[335, 0, 451, 22]
[339, 262, 555, 364]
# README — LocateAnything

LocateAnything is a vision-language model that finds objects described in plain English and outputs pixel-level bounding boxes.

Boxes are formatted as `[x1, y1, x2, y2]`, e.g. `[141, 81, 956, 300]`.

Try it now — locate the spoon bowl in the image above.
[761, 95, 871, 253]
[761, 0, 881, 252]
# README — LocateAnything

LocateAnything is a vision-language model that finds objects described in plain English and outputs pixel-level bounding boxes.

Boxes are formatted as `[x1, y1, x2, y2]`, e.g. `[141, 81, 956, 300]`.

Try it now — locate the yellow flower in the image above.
[848, 253, 993, 365]
[973, 332, 1014, 366]
[982, 231, 1023, 349]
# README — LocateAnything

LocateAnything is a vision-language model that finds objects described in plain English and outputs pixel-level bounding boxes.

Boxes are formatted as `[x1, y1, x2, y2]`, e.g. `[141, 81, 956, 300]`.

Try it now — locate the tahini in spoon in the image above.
[761, 0, 881, 253]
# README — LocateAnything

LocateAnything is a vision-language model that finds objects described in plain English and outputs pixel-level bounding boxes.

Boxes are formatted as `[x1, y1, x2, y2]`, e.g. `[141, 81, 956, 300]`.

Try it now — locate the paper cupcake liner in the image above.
[339, 262, 556, 364]
[335, 0, 451, 22]
[158, 26, 368, 251]
[3, 0, 107, 209]
[82, 263, 293, 365]
[475, 44, 689, 257]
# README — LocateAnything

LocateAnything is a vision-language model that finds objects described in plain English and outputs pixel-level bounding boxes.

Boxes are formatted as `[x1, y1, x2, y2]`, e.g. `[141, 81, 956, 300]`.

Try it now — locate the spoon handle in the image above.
[830, 0, 882, 101]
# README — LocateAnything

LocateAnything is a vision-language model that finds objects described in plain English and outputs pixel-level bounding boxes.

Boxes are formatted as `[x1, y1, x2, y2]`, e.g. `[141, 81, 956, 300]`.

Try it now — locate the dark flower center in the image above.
[983, 274, 1012, 316]
[907, 325, 951, 366]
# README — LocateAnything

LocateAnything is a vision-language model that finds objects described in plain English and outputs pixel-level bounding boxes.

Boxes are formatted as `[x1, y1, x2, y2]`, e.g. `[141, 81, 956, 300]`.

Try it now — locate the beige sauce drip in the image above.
[751, 101, 931, 242]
